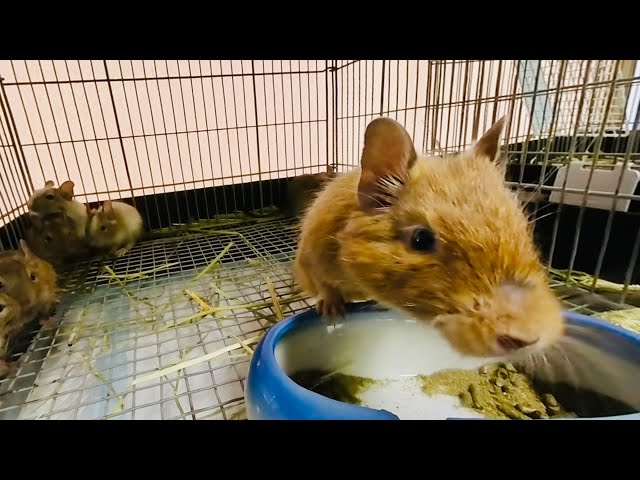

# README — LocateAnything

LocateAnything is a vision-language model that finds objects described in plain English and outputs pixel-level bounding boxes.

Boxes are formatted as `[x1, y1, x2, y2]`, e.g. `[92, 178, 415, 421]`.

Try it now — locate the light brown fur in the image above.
[86, 200, 144, 257]
[0, 242, 59, 376]
[0, 292, 26, 376]
[1, 240, 61, 329]
[18, 240, 59, 323]
[293, 116, 565, 359]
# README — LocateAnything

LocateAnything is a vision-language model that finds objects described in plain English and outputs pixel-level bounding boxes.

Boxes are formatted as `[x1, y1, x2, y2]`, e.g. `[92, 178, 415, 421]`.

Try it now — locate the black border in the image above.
[1, 417, 638, 457]
[3, 12, 640, 60]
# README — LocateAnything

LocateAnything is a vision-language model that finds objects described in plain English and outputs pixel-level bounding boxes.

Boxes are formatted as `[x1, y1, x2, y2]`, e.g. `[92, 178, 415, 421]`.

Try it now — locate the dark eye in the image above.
[410, 228, 437, 252]
[0, 304, 4, 313]
[45, 235, 53, 242]
[0, 281, 3, 289]
[46, 194, 54, 200]
[101, 226, 106, 231]
[30, 273, 37, 281]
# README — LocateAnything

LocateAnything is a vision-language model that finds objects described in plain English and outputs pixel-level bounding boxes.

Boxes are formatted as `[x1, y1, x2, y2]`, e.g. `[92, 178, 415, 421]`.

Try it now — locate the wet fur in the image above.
[293, 117, 565, 358]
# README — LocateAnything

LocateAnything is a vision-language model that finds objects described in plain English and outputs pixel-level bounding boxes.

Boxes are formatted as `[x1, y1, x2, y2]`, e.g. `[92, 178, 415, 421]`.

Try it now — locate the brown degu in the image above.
[27, 180, 89, 241]
[23, 211, 91, 267]
[0, 240, 59, 375]
[0, 240, 60, 327]
[0, 292, 26, 377]
[282, 168, 336, 218]
[293, 116, 565, 359]
[241, 167, 336, 219]
[0, 252, 38, 319]
[86, 200, 144, 257]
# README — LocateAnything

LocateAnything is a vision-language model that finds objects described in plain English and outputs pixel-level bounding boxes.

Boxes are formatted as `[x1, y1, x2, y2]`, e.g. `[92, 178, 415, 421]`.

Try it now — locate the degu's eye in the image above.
[0, 304, 4, 313]
[101, 226, 106, 231]
[409, 227, 437, 253]
[46, 194, 54, 200]
[30, 273, 37, 281]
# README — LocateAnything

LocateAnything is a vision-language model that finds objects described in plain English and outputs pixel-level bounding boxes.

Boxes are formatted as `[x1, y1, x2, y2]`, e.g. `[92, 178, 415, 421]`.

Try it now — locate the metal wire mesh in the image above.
[0, 218, 310, 419]
[0, 59, 639, 420]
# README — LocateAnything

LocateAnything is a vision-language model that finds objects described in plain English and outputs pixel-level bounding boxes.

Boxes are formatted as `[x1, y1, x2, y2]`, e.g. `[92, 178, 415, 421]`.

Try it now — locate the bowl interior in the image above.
[271, 305, 640, 420]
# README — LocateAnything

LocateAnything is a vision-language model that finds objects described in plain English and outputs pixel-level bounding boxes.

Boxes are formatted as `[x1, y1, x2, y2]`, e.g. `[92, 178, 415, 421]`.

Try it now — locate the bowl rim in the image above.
[246, 301, 640, 420]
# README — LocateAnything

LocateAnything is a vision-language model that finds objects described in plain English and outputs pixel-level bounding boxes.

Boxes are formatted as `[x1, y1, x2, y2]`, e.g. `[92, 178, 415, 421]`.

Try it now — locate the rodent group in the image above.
[294, 116, 565, 359]
[0, 180, 144, 376]
[24, 180, 144, 266]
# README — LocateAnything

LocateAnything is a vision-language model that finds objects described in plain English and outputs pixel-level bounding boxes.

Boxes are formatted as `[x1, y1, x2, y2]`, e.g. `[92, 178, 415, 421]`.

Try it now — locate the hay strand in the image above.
[184, 289, 212, 310]
[228, 331, 255, 355]
[96, 262, 179, 282]
[195, 242, 234, 280]
[597, 308, 640, 334]
[264, 275, 284, 321]
[130, 334, 261, 386]
[549, 267, 640, 294]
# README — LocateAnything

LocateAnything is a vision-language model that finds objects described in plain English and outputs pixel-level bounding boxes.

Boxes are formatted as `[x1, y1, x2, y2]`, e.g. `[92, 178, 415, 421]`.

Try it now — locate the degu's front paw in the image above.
[315, 289, 346, 320]
[114, 246, 131, 258]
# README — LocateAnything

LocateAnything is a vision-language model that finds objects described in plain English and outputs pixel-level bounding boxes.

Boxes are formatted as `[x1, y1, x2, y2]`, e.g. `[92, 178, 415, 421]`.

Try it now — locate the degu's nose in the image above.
[496, 334, 538, 352]
[494, 281, 541, 353]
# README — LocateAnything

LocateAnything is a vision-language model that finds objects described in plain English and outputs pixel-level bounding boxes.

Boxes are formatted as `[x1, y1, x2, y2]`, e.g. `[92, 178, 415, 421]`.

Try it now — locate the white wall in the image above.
[0, 60, 637, 229]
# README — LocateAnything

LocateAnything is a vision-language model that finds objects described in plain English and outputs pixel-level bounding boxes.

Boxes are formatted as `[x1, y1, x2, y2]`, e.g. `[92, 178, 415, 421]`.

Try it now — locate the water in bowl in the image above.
[274, 308, 640, 420]
[275, 309, 496, 419]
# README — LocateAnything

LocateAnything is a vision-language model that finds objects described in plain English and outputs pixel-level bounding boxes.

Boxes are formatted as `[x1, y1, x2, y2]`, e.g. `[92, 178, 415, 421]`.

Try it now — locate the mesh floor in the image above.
[0, 217, 312, 420]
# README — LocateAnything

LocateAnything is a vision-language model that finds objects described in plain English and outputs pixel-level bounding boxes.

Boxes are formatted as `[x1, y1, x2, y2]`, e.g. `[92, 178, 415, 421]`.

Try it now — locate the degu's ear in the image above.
[58, 180, 75, 201]
[473, 116, 507, 162]
[19, 239, 34, 260]
[357, 117, 417, 214]
[102, 200, 114, 217]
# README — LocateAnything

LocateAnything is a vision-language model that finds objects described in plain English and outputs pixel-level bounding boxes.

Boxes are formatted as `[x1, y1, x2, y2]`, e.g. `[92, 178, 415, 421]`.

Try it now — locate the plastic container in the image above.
[244, 302, 640, 420]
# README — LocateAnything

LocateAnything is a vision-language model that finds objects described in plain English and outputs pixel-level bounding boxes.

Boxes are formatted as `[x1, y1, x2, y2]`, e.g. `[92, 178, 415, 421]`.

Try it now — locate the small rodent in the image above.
[23, 211, 91, 267]
[86, 200, 144, 257]
[283, 169, 336, 218]
[0, 252, 38, 316]
[0, 240, 58, 339]
[27, 180, 89, 240]
[241, 168, 336, 219]
[293, 116, 565, 359]
[15, 240, 59, 327]
[0, 292, 26, 377]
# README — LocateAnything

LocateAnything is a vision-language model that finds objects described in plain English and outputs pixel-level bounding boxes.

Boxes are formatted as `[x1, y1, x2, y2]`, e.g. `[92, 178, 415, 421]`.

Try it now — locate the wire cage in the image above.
[0, 59, 639, 420]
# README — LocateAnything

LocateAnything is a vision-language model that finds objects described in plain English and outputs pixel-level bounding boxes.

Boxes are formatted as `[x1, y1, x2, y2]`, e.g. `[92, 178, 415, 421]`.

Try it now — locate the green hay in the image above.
[144, 208, 285, 240]
[546, 267, 640, 334]
[130, 334, 262, 387]
[195, 242, 234, 280]
[596, 308, 640, 334]
[49, 221, 308, 415]
[548, 267, 640, 294]
[96, 262, 179, 283]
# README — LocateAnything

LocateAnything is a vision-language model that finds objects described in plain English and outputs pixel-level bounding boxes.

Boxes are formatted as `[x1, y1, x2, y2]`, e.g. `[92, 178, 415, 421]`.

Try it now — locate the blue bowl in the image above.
[245, 301, 640, 420]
